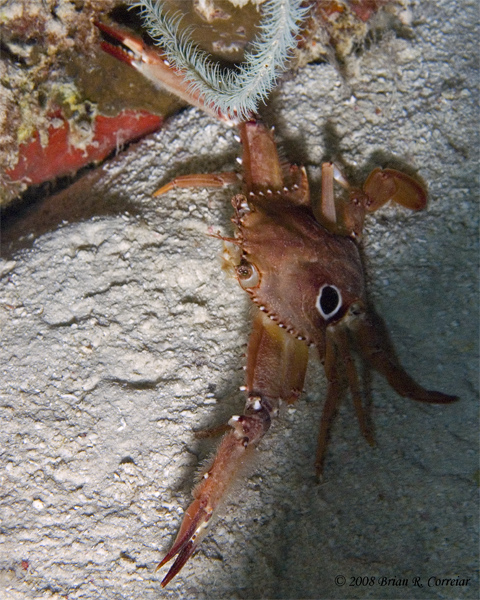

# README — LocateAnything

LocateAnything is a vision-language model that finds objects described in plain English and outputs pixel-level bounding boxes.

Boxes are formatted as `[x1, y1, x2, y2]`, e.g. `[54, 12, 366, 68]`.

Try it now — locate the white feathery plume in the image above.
[133, 0, 309, 120]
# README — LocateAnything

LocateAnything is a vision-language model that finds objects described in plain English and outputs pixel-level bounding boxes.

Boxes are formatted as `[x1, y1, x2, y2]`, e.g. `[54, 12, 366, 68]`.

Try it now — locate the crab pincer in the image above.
[95, 20, 238, 124]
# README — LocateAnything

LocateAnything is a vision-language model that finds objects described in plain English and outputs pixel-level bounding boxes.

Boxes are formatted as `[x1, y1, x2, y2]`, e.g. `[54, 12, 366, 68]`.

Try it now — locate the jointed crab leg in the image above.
[158, 311, 308, 586]
[314, 301, 457, 474]
[156, 121, 311, 586]
[153, 172, 239, 197]
[246, 311, 309, 405]
[350, 307, 457, 404]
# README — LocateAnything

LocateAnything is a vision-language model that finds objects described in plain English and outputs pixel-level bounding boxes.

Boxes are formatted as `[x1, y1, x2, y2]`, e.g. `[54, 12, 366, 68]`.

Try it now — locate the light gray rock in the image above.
[0, 1, 477, 598]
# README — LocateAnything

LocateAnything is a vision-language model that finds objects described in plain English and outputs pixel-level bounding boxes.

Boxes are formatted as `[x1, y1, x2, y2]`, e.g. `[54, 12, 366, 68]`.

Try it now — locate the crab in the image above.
[95, 20, 457, 587]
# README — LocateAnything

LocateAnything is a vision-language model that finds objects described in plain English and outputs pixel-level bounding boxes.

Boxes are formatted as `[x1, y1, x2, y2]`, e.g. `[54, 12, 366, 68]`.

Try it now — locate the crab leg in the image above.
[315, 327, 342, 476]
[95, 21, 235, 124]
[320, 162, 337, 227]
[351, 308, 457, 404]
[315, 163, 428, 239]
[153, 172, 239, 197]
[316, 319, 375, 476]
[246, 310, 309, 403]
[315, 306, 457, 476]
[238, 121, 284, 192]
[158, 311, 308, 586]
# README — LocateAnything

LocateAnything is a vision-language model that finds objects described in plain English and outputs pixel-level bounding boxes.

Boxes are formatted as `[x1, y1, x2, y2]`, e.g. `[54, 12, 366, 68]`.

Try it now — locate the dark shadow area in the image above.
[107, 2, 146, 36]
[0, 169, 141, 259]
[322, 120, 428, 184]
[165, 332, 249, 498]
[309, 120, 428, 210]
[0, 141, 240, 260]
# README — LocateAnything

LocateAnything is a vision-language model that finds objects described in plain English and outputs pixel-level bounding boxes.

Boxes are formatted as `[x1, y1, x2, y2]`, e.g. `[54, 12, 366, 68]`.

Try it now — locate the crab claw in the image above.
[95, 20, 172, 72]
[363, 167, 428, 212]
[157, 360, 281, 586]
[157, 498, 212, 587]
[95, 20, 235, 124]
[156, 423, 258, 586]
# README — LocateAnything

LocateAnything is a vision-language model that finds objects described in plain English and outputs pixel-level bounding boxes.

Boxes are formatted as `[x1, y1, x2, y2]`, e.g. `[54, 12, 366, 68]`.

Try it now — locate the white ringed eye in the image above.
[236, 261, 260, 289]
[316, 284, 342, 320]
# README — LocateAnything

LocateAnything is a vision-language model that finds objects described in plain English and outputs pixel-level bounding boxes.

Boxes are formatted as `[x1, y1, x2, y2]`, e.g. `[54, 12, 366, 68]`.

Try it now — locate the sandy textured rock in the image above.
[0, 0, 478, 598]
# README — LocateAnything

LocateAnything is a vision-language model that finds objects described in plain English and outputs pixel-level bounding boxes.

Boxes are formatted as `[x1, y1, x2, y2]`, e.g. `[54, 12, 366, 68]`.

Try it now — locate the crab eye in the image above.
[236, 261, 260, 289]
[316, 284, 342, 319]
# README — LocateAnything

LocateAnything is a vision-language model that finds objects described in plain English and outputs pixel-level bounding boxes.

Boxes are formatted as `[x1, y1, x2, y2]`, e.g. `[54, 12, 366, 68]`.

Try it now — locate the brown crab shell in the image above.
[235, 192, 366, 352]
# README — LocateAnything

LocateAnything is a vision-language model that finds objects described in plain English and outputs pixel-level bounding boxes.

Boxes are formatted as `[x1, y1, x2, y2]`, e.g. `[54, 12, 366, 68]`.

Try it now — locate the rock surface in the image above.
[0, 0, 478, 598]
